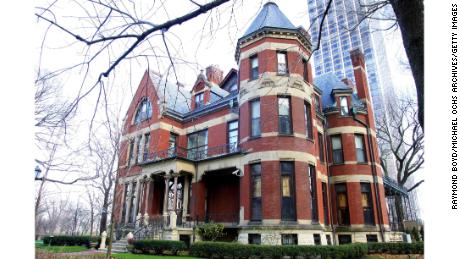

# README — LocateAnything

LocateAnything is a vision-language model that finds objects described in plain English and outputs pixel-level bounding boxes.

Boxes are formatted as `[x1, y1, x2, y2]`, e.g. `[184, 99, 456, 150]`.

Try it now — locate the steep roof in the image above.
[314, 73, 362, 109]
[149, 70, 191, 114]
[242, 2, 296, 38]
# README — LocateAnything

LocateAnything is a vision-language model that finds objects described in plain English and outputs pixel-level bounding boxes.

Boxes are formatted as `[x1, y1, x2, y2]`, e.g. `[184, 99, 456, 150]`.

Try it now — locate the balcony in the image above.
[141, 143, 241, 165]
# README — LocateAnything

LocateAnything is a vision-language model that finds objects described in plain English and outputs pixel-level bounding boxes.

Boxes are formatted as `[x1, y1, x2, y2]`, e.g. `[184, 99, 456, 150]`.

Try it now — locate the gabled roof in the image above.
[149, 70, 191, 114]
[242, 2, 296, 38]
[314, 73, 363, 109]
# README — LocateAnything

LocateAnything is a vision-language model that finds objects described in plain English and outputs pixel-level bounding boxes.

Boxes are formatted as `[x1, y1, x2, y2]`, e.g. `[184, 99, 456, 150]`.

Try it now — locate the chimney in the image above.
[206, 65, 223, 85]
[350, 49, 370, 101]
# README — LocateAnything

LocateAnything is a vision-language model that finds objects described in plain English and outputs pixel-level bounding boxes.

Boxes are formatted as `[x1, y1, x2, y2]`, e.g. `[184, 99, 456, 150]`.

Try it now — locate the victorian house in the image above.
[113, 2, 406, 246]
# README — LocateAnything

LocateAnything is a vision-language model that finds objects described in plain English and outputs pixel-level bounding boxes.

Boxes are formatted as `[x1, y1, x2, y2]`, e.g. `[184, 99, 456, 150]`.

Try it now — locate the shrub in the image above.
[42, 235, 107, 248]
[197, 222, 225, 241]
[367, 242, 424, 254]
[132, 240, 186, 255]
[190, 241, 368, 259]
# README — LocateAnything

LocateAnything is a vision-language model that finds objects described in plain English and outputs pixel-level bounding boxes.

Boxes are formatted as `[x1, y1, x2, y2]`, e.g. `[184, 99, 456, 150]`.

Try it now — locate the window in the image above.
[326, 234, 332, 245]
[251, 164, 262, 221]
[304, 102, 313, 139]
[134, 99, 152, 124]
[322, 182, 329, 225]
[340, 96, 349, 116]
[187, 130, 208, 160]
[361, 183, 375, 225]
[278, 97, 292, 135]
[302, 58, 308, 81]
[281, 162, 296, 221]
[228, 121, 239, 152]
[168, 132, 178, 156]
[338, 234, 352, 245]
[143, 133, 150, 161]
[248, 234, 261, 245]
[318, 133, 325, 163]
[277, 51, 288, 74]
[366, 234, 378, 243]
[355, 134, 367, 163]
[313, 234, 321, 245]
[309, 165, 318, 223]
[314, 95, 321, 113]
[281, 234, 298, 245]
[250, 55, 259, 80]
[136, 136, 142, 164]
[127, 139, 134, 166]
[331, 135, 344, 164]
[250, 99, 261, 137]
[336, 183, 350, 225]
[195, 92, 204, 108]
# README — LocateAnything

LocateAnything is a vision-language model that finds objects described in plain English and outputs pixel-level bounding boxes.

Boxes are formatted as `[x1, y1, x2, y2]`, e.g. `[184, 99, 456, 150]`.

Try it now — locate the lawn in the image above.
[112, 254, 201, 259]
[35, 243, 89, 253]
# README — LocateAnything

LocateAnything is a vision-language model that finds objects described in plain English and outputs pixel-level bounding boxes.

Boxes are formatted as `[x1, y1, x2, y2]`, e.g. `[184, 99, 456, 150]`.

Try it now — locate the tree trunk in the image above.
[389, 0, 424, 128]
[99, 194, 110, 235]
[395, 195, 406, 231]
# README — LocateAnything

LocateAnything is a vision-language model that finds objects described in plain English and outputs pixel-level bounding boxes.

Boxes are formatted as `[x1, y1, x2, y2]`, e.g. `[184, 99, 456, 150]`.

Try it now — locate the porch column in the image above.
[133, 178, 141, 225]
[182, 176, 190, 223]
[172, 175, 179, 214]
[144, 177, 151, 214]
[163, 175, 170, 223]
[124, 181, 133, 223]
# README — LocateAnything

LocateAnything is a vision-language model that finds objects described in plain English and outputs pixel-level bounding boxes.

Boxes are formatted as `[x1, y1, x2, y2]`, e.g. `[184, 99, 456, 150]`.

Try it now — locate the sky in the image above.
[33, 0, 424, 217]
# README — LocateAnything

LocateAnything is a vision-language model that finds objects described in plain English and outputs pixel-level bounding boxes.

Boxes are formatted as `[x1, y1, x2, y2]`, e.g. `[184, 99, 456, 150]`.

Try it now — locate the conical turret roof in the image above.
[242, 2, 296, 38]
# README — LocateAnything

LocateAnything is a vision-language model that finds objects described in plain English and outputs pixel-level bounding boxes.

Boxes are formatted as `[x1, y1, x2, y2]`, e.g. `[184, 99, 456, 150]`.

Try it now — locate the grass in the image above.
[112, 254, 201, 259]
[35, 243, 89, 253]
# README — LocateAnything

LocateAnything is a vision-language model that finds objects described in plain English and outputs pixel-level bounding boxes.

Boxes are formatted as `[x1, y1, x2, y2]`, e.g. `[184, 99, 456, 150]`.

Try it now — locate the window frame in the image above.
[281, 234, 298, 245]
[339, 96, 349, 116]
[304, 101, 313, 139]
[361, 182, 375, 225]
[309, 164, 318, 223]
[313, 234, 321, 245]
[335, 183, 350, 226]
[227, 120, 239, 152]
[302, 58, 308, 81]
[136, 135, 143, 164]
[250, 98, 261, 138]
[249, 55, 259, 80]
[250, 163, 262, 221]
[134, 98, 152, 124]
[187, 129, 208, 160]
[278, 96, 293, 135]
[322, 182, 329, 225]
[127, 139, 135, 166]
[248, 234, 261, 245]
[331, 135, 344, 164]
[143, 133, 150, 161]
[318, 132, 325, 163]
[355, 134, 368, 163]
[280, 162, 296, 221]
[195, 92, 204, 108]
[277, 51, 288, 75]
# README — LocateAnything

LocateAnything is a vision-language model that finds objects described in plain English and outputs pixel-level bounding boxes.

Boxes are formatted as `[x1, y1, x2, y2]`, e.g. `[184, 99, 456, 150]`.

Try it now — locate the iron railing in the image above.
[142, 143, 240, 164]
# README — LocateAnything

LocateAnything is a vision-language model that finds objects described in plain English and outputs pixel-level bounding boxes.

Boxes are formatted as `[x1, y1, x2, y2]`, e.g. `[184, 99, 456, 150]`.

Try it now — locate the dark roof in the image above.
[314, 73, 363, 109]
[242, 2, 296, 38]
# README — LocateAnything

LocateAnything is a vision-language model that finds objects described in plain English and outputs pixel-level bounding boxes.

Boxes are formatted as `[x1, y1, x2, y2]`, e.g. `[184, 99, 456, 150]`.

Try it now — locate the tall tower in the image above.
[307, 0, 396, 119]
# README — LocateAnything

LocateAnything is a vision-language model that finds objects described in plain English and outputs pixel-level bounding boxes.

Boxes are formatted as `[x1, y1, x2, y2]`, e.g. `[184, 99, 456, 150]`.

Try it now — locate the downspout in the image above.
[323, 118, 337, 245]
[351, 107, 386, 242]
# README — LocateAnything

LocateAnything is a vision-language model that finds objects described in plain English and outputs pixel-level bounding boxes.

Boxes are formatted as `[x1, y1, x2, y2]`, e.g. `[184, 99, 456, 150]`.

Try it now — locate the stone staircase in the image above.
[99, 238, 128, 253]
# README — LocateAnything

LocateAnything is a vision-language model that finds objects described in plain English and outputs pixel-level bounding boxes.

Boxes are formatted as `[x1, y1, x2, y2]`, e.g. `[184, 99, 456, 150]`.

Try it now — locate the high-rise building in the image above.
[307, 0, 396, 117]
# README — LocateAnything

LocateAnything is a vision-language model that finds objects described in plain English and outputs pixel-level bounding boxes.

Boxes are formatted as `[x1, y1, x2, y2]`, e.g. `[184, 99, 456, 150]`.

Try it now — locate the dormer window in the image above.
[277, 51, 288, 74]
[229, 83, 237, 92]
[339, 96, 349, 116]
[134, 98, 152, 124]
[195, 92, 204, 108]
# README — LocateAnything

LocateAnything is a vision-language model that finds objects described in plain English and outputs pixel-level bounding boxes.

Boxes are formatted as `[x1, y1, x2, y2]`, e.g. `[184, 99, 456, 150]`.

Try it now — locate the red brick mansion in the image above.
[113, 2, 406, 245]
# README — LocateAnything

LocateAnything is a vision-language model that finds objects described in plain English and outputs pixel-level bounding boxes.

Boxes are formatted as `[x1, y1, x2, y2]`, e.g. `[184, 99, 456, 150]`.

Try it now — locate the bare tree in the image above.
[376, 96, 424, 191]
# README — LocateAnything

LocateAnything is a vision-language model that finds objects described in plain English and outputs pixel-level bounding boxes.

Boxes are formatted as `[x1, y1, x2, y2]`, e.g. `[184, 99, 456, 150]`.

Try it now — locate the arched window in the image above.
[134, 98, 152, 124]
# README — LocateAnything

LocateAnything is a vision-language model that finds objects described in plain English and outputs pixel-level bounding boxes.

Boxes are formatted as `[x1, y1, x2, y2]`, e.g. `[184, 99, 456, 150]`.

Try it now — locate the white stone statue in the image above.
[100, 231, 107, 249]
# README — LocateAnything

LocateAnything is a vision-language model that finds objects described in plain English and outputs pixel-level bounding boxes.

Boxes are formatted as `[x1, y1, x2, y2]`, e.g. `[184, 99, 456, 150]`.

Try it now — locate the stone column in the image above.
[163, 175, 170, 225]
[182, 176, 190, 223]
[133, 179, 141, 226]
[124, 181, 133, 223]
[172, 175, 179, 214]
[143, 177, 151, 226]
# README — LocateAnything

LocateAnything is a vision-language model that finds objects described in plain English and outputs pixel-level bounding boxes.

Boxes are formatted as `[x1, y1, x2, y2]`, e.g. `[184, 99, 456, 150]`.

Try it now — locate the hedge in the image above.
[132, 240, 186, 255]
[190, 241, 368, 259]
[42, 235, 99, 247]
[367, 242, 424, 254]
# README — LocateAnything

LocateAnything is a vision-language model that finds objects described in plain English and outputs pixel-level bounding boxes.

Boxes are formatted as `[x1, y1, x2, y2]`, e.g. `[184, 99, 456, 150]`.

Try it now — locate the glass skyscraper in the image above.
[308, 0, 396, 117]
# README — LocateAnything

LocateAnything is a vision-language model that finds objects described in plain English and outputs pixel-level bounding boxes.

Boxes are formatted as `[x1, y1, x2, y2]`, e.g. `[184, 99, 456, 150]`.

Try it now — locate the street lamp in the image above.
[35, 166, 42, 179]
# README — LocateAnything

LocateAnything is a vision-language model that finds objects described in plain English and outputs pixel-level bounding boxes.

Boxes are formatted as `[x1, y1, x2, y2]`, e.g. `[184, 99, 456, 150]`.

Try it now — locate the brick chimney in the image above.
[206, 65, 223, 85]
[350, 49, 370, 101]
